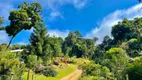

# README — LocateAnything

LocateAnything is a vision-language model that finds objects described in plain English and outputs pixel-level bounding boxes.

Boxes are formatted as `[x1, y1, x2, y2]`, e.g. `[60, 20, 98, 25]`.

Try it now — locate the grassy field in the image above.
[23, 64, 77, 80]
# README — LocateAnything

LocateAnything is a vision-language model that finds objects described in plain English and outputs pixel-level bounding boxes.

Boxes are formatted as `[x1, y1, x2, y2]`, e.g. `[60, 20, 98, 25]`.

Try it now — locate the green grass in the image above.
[23, 64, 77, 80]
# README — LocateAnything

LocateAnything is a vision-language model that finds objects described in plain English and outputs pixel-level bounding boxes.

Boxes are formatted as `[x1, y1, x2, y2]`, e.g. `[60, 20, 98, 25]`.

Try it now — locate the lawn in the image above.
[23, 64, 77, 80]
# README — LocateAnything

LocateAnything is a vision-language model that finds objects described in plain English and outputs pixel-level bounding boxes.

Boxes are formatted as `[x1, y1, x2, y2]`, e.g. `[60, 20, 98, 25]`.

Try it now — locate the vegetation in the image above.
[23, 64, 77, 80]
[0, 1, 142, 80]
[127, 57, 142, 80]
[0, 45, 25, 80]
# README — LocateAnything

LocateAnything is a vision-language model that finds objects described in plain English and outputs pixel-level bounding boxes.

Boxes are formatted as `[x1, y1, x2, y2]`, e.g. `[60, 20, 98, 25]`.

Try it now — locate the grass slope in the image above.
[23, 64, 77, 80]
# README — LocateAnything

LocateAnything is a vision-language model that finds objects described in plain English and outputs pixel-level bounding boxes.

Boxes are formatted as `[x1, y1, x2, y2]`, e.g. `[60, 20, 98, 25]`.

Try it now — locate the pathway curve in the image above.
[60, 68, 82, 80]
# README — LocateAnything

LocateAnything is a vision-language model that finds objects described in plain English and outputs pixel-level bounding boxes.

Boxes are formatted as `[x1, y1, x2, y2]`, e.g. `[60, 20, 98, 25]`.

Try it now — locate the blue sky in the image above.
[0, 0, 142, 45]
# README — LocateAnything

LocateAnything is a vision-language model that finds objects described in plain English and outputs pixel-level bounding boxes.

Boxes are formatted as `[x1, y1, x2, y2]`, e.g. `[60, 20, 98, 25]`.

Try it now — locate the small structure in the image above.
[10, 49, 24, 53]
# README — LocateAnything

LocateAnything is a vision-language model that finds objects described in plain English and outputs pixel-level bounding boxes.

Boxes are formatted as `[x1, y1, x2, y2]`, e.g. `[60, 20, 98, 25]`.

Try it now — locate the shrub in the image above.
[34, 64, 45, 74]
[127, 57, 142, 80]
[79, 76, 96, 80]
[53, 60, 59, 66]
[42, 66, 57, 77]
[68, 57, 90, 66]
[81, 62, 112, 80]
[25, 55, 38, 69]
[0, 53, 25, 80]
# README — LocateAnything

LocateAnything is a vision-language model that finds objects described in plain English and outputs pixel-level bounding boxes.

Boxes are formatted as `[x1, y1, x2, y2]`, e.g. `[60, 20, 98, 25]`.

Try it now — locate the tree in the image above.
[0, 17, 4, 26]
[102, 48, 129, 80]
[29, 22, 62, 62]
[92, 35, 114, 63]
[74, 30, 82, 38]
[46, 37, 62, 58]
[25, 55, 38, 80]
[2, 2, 42, 50]
[133, 18, 142, 37]
[111, 19, 136, 44]
[63, 31, 96, 58]
[25, 22, 47, 80]
[29, 22, 49, 62]
[62, 31, 77, 56]
[10, 44, 26, 50]
[0, 17, 5, 30]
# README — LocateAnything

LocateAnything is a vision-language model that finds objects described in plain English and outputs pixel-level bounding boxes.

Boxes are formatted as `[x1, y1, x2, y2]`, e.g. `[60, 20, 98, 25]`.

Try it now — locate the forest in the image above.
[0, 1, 142, 80]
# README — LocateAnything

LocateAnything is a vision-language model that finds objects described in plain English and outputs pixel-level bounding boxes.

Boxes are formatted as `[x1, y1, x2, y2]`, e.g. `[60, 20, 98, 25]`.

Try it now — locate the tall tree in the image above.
[29, 22, 48, 61]
[63, 31, 96, 58]
[62, 31, 78, 56]
[47, 37, 62, 58]
[111, 19, 134, 44]
[26, 22, 48, 80]
[3, 2, 42, 49]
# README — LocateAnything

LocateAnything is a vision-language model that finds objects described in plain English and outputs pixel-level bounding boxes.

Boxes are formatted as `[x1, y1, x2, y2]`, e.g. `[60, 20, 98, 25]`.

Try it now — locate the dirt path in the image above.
[60, 69, 82, 80]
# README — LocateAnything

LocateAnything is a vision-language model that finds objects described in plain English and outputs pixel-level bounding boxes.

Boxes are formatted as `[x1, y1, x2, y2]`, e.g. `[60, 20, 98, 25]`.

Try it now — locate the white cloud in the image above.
[48, 29, 69, 38]
[48, 11, 64, 21]
[0, 31, 9, 44]
[0, 0, 90, 21]
[85, 3, 142, 43]
[44, 0, 88, 10]
[27, 0, 90, 20]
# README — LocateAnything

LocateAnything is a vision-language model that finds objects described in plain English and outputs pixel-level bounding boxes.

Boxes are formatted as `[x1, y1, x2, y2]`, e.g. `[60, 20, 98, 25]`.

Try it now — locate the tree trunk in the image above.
[27, 69, 31, 80]
[32, 73, 34, 80]
[6, 36, 15, 50]
[126, 74, 129, 80]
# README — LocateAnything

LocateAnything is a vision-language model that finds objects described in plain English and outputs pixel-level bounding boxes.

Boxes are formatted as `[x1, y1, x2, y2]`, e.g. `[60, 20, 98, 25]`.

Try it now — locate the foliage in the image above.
[121, 37, 142, 57]
[92, 35, 114, 63]
[10, 44, 26, 50]
[42, 67, 57, 77]
[25, 54, 38, 69]
[3, 2, 42, 49]
[102, 48, 129, 80]
[62, 31, 97, 58]
[127, 57, 142, 80]
[81, 62, 112, 80]
[0, 17, 4, 26]
[68, 57, 90, 67]
[0, 49, 25, 80]
[28, 22, 62, 63]
[29, 22, 49, 62]
[111, 18, 137, 44]
[23, 64, 77, 80]
[0, 58, 25, 80]
[46, 37, 62, 58]
[1, 1, 142, 80]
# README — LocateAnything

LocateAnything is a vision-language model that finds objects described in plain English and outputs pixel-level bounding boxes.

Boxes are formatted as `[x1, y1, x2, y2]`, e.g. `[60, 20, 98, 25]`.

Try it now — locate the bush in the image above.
[0, 52, 25, 80]
[81, 62, 112, 80]
[79, 76, 96, 80]
[25, 55, 38, 69]
[34, 64, 45, 74]
[102, 48, 129, 80]
[127, 57, 142, 80]
[42, 66, 57, 77]
[68, 57, 90, 66]
[53, 60, 59, 66]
